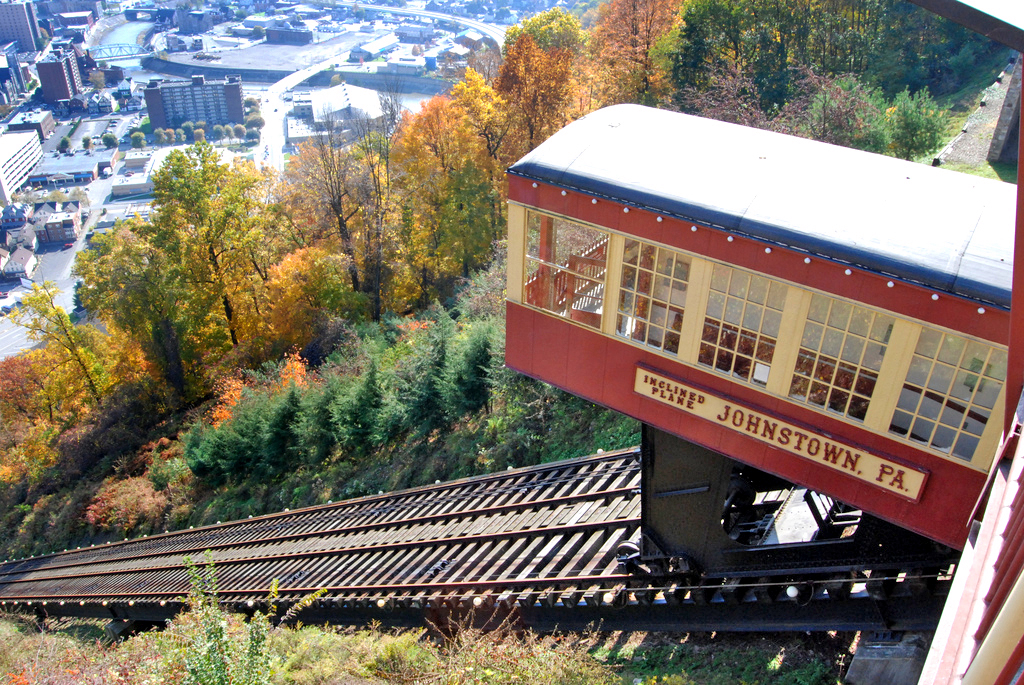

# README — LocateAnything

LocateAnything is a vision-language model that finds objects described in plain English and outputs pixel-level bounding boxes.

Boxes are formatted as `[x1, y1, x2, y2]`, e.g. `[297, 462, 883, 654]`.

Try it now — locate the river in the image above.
[94, 20, 154, 72]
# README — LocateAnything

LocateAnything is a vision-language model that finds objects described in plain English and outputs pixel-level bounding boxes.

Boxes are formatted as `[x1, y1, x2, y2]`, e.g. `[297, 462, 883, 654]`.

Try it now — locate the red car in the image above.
[63, 243, 74, 250]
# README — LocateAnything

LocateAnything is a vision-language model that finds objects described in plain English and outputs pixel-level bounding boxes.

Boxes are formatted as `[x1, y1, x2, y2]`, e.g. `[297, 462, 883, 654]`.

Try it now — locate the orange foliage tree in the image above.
[591, 0, 682, 105]
[265, 246, 366, 350]
[494, 34, 575, 158]
[392, 96, 496, 309]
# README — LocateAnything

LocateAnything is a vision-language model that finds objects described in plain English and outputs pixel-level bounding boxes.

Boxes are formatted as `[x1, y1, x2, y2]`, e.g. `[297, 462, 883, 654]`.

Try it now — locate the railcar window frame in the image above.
[523, 211, 610, 331]
[787, 293, 896, 424]
[696, 263, 788, 389]
[888, 328, 1007, 461]
[615, 238, 692, 356]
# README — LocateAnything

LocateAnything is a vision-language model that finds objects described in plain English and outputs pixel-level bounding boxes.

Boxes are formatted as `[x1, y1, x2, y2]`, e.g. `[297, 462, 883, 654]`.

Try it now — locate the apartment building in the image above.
[0, 1, 39, 52]
[37, 48, 84, 104]
[0, 131, 41, 203]
[144, 75, 245, 130]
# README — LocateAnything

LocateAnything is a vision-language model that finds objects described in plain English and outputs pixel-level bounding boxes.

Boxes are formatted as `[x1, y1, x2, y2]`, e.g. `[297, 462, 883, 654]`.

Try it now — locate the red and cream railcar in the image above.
[505, 105, 1017, 552]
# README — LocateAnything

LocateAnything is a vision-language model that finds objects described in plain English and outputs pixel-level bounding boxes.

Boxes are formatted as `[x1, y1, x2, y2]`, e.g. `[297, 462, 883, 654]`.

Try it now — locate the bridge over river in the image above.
[87, 43, 151, 59]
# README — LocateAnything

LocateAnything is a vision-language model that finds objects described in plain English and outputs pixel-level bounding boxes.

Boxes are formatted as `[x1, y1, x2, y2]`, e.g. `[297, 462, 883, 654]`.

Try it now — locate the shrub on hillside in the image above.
[84, 476, 168, 532]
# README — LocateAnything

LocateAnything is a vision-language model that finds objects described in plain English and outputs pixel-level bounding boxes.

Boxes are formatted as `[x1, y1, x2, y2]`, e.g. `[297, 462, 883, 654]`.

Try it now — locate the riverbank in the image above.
[85, 14, 126, 48]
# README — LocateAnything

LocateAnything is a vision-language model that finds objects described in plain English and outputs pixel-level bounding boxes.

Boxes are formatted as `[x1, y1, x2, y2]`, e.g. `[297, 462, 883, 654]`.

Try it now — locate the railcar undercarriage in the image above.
[621, 426, 960, 599]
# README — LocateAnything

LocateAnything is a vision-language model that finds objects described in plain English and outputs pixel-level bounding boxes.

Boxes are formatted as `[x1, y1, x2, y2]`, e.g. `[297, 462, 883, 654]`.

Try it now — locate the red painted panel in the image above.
[513, 183, 1010, 345]
[505, 302, 536, 377]
[567, 324, 609, 400]
[507, 302, 985, 548]
[530, 311, 570, 388]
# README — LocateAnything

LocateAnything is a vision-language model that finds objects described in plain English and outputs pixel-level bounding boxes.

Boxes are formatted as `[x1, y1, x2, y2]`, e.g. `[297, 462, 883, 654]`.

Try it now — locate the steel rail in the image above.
[0, 517, 639, 587]
[0, 450, 639, 574]
[0, 485, 639, 580]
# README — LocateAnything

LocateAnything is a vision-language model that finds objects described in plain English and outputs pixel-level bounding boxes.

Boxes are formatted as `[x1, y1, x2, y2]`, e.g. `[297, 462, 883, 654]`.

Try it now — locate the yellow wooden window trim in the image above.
[506, 202, 525, 304]
[676, 256, 712, 366]
[602, 233, 625, 338]
[766, 286, 810, 397]
[862, 318, 918, 432]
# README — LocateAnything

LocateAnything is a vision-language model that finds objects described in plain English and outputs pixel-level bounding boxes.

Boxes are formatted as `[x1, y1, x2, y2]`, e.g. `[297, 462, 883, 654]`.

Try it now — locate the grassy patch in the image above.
[593, 631, 852, 684]
[940, 159, 1018, 183]
[0, 615, 624, 683]
[934, 48, 1015, 136]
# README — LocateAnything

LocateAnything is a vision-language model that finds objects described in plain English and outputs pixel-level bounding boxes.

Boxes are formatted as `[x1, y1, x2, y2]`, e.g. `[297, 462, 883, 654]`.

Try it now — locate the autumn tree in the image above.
[392, 96, 495, 309]
[147, 144, 279, 347]
[504, 7, 588, 56]
[266, 247, 367, 350]
[9, 282, 109, 408]
[76, 224, 194, 400]
[284, 109, 364, 292]
[350, 82, 406, 321]
[494, 34, 574, 157]
[591, 0, 680, 106]
[451, 69, 512, 167]
[790, 71, 889, 153]
[77, 145, 284, 401]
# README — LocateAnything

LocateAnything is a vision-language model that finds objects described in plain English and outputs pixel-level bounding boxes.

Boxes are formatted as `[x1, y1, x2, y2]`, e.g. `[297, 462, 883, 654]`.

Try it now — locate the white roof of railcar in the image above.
[508, 105, 1017, 308]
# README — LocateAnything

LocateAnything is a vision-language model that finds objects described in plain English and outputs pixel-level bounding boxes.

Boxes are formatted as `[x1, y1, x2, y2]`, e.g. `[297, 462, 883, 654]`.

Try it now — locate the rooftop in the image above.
[0, 130, 37, 159]
[310, 82, 382, 122]
[8, 111, 51, 126]
[32, 150, 103, 176]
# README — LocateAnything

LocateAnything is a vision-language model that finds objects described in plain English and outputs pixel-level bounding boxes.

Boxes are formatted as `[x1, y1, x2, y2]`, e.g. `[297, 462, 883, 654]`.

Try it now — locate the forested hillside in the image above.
[0, 0, 1009, 560]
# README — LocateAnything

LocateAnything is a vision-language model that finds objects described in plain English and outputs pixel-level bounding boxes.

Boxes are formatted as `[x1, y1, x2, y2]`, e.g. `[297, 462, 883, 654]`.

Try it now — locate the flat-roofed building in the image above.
[122, 150, 152, 169]
[8, 110, 56, 141]
[28, 148, 116, 186]
[349, 33, 398, 61]
[37, 49, 84, 104]
[144, 74, 245, 130]
[0, 130, 40, 203]
[291, 90, 313, 118]
[57, 10, 92, 27]
[37, 209, 80, 243]
[266, 26, 312, 44]
[0, 1, 39, 53]
[387, 54, 425, 76]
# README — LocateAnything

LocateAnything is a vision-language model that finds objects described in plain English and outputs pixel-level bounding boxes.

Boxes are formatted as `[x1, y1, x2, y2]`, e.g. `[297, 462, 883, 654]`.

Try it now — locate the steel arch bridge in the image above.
[87, 44, 151, 59]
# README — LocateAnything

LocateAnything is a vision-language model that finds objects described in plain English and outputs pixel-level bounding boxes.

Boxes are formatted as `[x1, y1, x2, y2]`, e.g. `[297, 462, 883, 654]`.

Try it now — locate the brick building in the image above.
[0, 1, 39, 52]
[37, 49, 84, 104]
[144, 75, 245, 130]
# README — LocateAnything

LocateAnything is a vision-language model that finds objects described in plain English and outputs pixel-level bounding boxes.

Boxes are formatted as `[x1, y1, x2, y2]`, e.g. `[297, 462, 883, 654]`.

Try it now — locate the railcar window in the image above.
[889, 330, 1007, 460]
[615, 239, 691, 354]
[697, 264, 787, 387]
[789, 294, 894, 422]
[524, 212, 608, 330]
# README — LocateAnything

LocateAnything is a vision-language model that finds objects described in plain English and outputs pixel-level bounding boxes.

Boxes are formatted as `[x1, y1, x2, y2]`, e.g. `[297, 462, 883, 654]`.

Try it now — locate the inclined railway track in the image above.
[0, 449, 952, 632]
